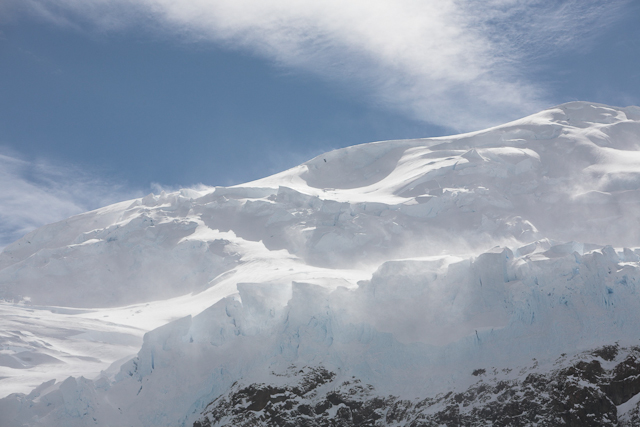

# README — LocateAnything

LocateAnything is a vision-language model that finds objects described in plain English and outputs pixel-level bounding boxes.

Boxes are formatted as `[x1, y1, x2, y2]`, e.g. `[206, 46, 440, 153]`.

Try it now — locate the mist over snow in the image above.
[3, 102, 640, 426]
[0, 150, 142, 250]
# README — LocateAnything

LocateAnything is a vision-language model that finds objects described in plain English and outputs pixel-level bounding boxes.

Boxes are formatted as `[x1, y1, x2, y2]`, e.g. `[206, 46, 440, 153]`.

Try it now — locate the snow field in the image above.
[2, 101, 640, 425]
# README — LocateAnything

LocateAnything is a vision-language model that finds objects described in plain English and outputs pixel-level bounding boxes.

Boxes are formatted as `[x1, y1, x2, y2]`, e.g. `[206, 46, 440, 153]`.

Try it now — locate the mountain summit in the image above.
[2, 102, 640, 426]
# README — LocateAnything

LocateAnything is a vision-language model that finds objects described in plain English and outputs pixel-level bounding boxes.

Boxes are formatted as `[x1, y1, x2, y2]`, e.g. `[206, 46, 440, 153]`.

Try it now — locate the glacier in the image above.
[2, 102, 640, 425]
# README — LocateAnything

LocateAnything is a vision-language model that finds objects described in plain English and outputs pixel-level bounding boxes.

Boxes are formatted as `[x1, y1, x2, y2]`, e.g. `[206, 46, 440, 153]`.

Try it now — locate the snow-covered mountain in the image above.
[2, 101, 640, 426]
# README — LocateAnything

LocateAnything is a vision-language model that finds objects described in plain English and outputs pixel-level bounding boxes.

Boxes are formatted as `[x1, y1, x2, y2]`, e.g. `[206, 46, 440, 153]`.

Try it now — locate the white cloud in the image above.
[13, 0, 629, 131]
[0, 149, 142, 249]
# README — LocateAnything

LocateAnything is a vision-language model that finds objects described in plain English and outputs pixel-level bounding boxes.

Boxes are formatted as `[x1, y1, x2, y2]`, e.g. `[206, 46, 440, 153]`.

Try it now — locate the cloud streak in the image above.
[0, 149, 142, 249]
[13, 0, 629, 131]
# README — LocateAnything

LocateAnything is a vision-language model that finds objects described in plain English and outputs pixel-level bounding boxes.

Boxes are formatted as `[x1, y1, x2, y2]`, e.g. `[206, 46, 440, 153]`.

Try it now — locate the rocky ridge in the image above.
[195, 345, 640, 427]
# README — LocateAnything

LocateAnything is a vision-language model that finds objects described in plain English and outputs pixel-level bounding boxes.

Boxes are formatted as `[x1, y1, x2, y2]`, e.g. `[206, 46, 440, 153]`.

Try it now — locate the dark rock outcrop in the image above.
[194, 345, 640, 427]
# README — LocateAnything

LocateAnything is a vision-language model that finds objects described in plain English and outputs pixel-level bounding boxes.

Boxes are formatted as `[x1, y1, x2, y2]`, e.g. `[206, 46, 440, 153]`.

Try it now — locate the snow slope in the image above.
[2, 101, 640, 425]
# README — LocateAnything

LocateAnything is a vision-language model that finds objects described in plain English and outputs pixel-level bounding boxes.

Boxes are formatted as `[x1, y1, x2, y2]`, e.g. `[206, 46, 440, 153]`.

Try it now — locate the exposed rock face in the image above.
[195, 345, 640, 427]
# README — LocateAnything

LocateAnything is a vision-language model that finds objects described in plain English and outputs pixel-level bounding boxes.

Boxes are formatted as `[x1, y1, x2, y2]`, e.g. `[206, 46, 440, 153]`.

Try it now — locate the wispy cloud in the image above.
[474, 0, 628, 58]
[12, 0, 629, 131]
[0, 149, 142, 249]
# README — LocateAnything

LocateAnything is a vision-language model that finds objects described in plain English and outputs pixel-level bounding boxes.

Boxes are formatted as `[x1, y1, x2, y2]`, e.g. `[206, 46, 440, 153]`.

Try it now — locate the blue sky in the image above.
[1, 0, 639, 247]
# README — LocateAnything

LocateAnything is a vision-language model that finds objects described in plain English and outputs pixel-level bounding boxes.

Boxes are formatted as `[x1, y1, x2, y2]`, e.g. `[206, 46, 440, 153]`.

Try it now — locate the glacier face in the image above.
[2, 102, 640, 425]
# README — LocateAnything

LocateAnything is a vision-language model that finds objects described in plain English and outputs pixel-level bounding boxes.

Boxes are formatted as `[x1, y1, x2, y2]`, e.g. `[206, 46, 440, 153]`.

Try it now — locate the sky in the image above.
[1, 0, 640, 247]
